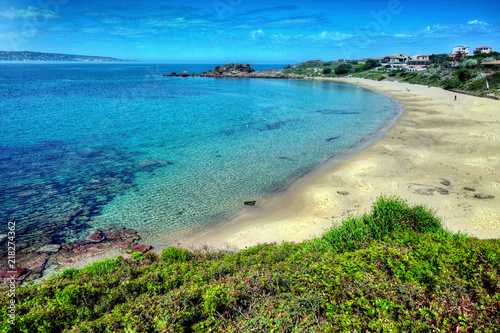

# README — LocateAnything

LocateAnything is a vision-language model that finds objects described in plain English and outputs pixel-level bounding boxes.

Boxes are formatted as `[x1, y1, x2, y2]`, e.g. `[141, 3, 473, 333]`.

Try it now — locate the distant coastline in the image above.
[0, 51, 136, 62]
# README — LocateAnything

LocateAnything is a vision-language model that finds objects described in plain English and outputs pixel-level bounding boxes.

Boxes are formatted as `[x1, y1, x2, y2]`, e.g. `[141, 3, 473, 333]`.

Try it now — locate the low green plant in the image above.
[442, 77, 461, 89]
[160, 246, 191, 263]
[1, 197, 499, 332]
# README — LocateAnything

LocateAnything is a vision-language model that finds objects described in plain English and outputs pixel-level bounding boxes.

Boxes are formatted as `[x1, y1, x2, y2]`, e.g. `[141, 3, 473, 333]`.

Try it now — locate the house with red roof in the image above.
[474, 46, 492, 54]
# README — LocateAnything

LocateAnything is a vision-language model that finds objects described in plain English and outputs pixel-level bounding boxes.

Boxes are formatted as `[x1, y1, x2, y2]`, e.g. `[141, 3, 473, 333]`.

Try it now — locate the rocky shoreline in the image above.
[162, 63, 304, 79]
[1, 226, 153, 284]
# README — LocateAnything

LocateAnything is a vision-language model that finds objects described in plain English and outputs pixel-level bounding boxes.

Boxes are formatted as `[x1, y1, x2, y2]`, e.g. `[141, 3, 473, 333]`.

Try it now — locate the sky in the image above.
[0, 0, 499, 63]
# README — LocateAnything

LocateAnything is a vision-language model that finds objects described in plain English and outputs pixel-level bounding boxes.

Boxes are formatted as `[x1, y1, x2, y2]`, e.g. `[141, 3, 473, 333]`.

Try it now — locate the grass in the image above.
[1, 196, 499, 332]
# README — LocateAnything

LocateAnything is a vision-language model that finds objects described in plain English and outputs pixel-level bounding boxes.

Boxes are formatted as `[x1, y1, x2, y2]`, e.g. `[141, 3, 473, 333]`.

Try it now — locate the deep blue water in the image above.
[0, 62, 400, 249]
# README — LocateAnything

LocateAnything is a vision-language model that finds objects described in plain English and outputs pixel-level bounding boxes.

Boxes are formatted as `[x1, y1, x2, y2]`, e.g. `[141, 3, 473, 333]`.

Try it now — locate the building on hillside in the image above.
[407, 59, 432, 66]
[407, 54, 432, 67]
[482, 60, 500, 69]
[377, 53, 410, 64]
[410, 54, 430, 61]
[474, 46, 492, 54]
[452, 45, 470, 56]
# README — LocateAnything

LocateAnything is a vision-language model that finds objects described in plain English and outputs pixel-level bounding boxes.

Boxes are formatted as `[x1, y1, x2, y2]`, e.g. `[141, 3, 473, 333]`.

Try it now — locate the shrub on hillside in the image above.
[335, 63, 353, 74]
[462, 59, 479, 69]
[362, 59, 378, 70]
[160, 246, 191, 263]
[454, 68, 474, 82]
[442, 78, 461, 89]
[481, 57, 496, 63]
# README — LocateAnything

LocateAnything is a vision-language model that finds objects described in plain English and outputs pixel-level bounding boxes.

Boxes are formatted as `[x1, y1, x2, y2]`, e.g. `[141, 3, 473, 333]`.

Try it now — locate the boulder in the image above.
[126, 244, 152, 254]
[474, 193, 495, 199]
[38, 244, 61, 252]
[85, 230, 105, 243]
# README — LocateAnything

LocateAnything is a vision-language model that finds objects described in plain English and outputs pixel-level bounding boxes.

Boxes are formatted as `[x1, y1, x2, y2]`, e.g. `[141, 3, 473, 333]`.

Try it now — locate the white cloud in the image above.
[250, 29, 266, 39]
[0, 6, 60, 20]
[467, 20, 489, 26]
[311, 31, 353, 41]
[394, 33, 413, 38]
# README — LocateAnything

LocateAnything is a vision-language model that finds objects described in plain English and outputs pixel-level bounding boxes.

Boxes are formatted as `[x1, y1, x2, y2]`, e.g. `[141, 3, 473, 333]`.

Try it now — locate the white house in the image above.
[410, 54, 430, 61]
[452, 46, 470, 56]
[474, 46, 492, 54]
[377, 53, 410, 64]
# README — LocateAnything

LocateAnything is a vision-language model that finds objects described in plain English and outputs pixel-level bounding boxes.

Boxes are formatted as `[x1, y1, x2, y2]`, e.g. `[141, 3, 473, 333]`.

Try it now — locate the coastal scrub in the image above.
[1, 197, 499, 332]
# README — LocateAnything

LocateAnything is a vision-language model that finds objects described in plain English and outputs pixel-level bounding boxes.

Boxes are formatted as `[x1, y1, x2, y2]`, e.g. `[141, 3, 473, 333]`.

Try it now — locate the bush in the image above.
[442, 78, 461, 89]
[322, 68, 332, 74]
[335, 63, 353, 74]
[362, 59, 378, 70]
[481, 57, 496, 63]
[454, 68, 474, 82]
[306, 196, 443, 253]
[160, 246, 191, 263]
[469, 72, 500, 90]
[462, 59, 479, 69]
[3, 196, 500, 332]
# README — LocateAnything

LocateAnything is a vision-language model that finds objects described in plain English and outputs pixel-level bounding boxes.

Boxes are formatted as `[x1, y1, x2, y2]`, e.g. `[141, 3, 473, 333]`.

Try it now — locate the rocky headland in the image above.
[163, 63, 303, 79]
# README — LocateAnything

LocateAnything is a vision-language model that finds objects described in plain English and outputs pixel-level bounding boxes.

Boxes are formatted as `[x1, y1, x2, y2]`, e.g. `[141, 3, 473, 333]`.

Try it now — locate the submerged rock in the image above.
[138, 159, 173, 169]
[38, 244, 61, 252]
[85, 230, 106, 243]
[244, 201, 256, 206]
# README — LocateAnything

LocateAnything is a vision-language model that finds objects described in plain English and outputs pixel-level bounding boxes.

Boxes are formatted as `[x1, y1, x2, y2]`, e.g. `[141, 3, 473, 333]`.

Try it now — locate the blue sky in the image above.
[0, 0, 499, 63]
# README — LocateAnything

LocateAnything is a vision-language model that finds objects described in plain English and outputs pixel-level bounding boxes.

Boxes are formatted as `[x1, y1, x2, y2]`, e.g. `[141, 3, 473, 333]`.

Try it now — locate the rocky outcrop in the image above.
[0, 226, 152, 284]
[163, 63, 299, 79]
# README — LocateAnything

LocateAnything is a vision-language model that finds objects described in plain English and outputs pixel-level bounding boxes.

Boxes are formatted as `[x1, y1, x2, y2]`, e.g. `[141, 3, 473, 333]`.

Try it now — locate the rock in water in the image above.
[38, 244, 61, 252]
[85, 230, 105, 243]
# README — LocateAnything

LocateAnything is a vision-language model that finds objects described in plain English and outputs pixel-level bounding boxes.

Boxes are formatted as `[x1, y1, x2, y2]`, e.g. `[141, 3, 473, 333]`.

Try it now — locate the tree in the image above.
[455, 68, 473, 82]
[335, 63, 353, 74]
[362, 59, 378, 70]
[323, 68, 332, 74]
[429, 54, 453, 66]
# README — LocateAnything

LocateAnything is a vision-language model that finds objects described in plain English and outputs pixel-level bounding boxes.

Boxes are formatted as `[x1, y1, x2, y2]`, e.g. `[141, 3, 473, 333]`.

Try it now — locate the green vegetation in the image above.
[2, 196, 499, 332]
[362, 59, 379, 71]
[335, 63, 353, 75]
[349, 53, 500, 96]
[387, 69, 500, 96]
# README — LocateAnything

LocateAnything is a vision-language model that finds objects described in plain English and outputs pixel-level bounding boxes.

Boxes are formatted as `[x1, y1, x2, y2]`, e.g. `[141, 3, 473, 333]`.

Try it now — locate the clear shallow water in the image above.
[0, 62, 400, 248]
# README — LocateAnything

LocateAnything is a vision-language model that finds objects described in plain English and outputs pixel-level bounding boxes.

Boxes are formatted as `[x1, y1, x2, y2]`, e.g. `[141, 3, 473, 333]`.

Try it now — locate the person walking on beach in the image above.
[455, 95, 457, 101]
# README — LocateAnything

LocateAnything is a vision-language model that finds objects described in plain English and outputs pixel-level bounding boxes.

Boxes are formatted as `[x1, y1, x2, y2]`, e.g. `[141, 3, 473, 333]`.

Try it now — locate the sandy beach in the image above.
[174, 77, 500, 251]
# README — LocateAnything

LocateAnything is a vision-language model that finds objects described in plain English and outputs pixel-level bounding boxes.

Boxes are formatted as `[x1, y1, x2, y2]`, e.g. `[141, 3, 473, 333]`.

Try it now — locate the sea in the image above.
[0, 62, 401, 250]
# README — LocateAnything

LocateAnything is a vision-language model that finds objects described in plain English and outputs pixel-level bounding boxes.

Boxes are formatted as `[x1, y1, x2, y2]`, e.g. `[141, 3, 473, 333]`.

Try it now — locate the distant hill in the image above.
[0, 51, 136, 62]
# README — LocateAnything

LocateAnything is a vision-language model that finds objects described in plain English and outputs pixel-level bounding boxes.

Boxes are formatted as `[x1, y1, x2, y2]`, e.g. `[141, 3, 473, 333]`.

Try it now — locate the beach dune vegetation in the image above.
[1, 196, 499, 332]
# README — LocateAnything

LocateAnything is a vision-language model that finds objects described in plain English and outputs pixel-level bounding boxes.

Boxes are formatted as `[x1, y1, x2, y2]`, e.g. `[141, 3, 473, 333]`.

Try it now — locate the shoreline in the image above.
[169, 77, 500, 251]
[40, 76, 500, 277]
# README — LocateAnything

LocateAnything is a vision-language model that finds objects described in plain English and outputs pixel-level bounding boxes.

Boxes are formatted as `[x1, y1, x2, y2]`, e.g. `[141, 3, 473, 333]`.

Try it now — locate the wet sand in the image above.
[172, 77, 500, 251]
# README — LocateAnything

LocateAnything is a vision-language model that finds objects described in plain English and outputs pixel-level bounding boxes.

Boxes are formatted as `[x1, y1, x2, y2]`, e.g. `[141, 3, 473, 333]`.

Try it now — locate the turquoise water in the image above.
[0, 63, 400, 248]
